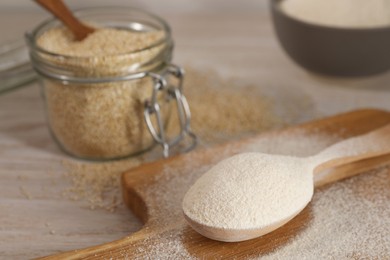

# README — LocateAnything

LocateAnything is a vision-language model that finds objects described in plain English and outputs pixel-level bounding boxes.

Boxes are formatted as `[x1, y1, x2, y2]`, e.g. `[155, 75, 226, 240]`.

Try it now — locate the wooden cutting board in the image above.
[41, 109, 390, 259]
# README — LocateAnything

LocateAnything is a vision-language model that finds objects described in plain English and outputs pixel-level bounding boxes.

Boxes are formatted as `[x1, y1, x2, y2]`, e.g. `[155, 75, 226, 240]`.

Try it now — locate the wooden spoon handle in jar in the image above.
[34, 0, 95, 41]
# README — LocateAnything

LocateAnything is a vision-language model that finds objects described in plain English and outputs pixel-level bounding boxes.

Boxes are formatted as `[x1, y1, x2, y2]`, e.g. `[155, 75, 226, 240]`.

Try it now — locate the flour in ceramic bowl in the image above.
[280, 0, 390, 28]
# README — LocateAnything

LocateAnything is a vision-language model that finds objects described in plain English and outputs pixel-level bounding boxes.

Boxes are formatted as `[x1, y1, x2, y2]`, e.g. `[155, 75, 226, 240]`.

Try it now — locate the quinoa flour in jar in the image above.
[26, 8, 195, 160]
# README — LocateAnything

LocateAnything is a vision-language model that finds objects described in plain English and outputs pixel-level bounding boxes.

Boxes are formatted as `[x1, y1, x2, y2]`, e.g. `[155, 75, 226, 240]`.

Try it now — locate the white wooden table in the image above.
[1, 3, 390, 259]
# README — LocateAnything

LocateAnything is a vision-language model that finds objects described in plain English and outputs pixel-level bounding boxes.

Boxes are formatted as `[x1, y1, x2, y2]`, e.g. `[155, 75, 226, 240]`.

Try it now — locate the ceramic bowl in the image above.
[271, 0, 390, 76]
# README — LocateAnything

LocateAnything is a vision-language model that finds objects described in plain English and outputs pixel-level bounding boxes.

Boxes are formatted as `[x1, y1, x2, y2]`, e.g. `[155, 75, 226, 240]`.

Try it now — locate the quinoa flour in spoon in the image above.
[182, 124, 390, 242]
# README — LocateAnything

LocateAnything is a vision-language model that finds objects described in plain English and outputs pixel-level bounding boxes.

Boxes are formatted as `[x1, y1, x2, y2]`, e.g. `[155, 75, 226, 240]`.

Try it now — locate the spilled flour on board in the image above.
[114, 132, 389, 259]
[260, 166, 390, 259]
[124, 151, 229, 259]
[132, 230, 196, 260]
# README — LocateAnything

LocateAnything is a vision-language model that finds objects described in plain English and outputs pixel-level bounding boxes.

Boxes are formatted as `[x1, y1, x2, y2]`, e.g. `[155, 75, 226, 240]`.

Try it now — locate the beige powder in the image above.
[62, 158, 141, 212]
[260, 166, 390, 259]
[183, 127, 388, 239]
[183, 153, 312, 231]
[280, 0, 390, 28]
[139, 132, 390, 258]
[176, 69, 283, 144]
[61, 67, 285, 212]
[61, 120, 389, 257]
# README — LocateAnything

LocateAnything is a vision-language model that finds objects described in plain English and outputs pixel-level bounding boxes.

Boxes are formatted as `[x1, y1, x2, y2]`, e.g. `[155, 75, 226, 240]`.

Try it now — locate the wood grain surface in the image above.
[1, 3, 390, 259]
[35, 109, 390, 259]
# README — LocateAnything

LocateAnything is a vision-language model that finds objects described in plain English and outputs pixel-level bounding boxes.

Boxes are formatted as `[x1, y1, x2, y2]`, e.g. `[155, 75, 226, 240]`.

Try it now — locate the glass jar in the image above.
[0, 39, 35, 94]
[26, 7, 196, 160]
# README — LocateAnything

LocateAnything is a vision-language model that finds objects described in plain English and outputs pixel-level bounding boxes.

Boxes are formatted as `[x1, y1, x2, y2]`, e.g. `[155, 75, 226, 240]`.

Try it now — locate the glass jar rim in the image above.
[25, 6, 172, 61]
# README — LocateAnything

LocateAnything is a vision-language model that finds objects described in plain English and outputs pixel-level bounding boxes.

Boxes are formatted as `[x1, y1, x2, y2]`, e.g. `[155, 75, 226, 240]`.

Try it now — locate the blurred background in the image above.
[0, 0, 265, 12]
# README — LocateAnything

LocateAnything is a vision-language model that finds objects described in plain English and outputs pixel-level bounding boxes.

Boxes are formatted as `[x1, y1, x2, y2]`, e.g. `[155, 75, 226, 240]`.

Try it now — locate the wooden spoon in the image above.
[34, 0, 95, 41]
[182, 124, 390, 242]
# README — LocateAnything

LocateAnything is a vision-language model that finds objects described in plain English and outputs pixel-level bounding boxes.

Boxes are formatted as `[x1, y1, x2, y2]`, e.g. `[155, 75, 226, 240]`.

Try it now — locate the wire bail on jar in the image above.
[32, 61, 197, 158]
[145, 64, 197, 158]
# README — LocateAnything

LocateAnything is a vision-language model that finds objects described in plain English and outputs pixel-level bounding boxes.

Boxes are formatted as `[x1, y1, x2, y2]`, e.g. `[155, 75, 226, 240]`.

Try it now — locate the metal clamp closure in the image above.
[144, 64, 197, 158]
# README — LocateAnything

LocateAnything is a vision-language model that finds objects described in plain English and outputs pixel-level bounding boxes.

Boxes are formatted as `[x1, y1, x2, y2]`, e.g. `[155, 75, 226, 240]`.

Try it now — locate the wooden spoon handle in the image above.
[312, 123, 390, 173]
[34, 0, 94, 41]
[314, 153, 390, 187]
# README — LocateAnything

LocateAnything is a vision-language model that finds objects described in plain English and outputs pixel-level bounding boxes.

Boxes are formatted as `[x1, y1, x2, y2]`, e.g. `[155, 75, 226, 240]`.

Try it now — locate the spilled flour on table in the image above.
[62, 159, 142, 212]
[58, 67, 390, 258]
[61, 67, 315, 211]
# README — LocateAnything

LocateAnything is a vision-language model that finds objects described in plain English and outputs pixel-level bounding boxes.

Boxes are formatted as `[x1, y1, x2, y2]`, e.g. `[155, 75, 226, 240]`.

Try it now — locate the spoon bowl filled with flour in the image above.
[183, 124, 390, 242]
[271, 0, 390, 76]
[183, 153, 312, 242]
